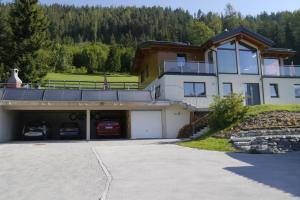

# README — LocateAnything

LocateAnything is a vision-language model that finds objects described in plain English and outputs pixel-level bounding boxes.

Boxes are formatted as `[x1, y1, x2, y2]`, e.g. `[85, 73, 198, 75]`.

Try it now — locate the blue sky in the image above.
[2, 0, 300, 15]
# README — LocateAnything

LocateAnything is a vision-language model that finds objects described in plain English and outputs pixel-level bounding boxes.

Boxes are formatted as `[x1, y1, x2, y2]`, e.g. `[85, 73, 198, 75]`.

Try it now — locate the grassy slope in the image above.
[246, 104, 300, 116]
[178, 104, 300, 152]
[43, 72, 139, 82]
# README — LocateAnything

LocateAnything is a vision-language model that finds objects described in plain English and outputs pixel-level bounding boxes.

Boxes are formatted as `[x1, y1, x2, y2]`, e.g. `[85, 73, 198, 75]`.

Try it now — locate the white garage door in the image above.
[131, 111, 162, 139]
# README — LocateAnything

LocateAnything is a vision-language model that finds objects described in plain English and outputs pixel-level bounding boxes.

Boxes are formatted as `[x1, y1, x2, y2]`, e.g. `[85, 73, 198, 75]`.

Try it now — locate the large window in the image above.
[217, 41, 238, 74]
[263, 58, 280, 76]
[270, 84, 279, 98]
[239, 42, 259, 74]
[184, 82, 206, 97]
[294, 85, 300, 98]
[223, 83, 233, 96]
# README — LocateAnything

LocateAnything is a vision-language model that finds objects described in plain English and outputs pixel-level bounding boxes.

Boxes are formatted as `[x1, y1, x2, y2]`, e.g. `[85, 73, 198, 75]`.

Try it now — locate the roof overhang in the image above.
[261, 48, 297, 58]
[0, 100, 171, 110]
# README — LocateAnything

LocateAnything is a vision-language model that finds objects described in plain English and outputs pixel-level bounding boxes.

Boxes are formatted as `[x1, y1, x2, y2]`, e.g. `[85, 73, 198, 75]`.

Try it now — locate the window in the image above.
[263, 58, 280, 76]
[140, 71, 145, 83]
[217, 41, 238, 74]
[177, 54, 186, 67]
[239, 42, 259, 74]
[294, 85, 300, 98]
[155, 86, 160, 99]
[223, 83, 233, 96]
[184, 82, 206, 97]
[270, 84, 279, 98]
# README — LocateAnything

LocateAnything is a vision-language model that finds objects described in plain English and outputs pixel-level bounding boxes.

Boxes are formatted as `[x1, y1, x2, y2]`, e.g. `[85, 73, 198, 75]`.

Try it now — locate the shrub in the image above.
[208, 93, 248, 130]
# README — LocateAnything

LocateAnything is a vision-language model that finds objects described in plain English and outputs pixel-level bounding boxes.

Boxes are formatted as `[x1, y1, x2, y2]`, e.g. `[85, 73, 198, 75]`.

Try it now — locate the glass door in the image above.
[244, 83, 261, 105]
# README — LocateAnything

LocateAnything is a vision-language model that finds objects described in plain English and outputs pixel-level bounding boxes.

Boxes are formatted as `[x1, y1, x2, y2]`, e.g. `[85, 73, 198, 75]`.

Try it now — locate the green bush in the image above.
[208, 93, 248, 130]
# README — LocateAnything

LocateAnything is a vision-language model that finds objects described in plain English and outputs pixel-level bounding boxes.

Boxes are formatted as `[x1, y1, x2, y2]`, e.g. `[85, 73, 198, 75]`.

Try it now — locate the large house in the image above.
[0, 26, 299, 142]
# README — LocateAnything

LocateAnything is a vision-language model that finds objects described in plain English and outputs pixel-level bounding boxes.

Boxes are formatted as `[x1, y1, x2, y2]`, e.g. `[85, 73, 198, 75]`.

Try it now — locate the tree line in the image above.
[0, 2, 299, 82]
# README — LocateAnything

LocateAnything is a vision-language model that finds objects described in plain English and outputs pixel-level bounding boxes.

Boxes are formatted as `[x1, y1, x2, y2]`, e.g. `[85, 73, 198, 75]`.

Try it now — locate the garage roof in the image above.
[1, 88, 153, 102]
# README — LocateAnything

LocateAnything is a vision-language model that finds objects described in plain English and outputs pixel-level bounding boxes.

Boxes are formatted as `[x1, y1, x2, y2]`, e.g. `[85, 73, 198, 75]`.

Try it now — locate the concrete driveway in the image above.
[0, 140, 299, 200]
[0, 141, 107, 200]
[92, 139, 300, 200]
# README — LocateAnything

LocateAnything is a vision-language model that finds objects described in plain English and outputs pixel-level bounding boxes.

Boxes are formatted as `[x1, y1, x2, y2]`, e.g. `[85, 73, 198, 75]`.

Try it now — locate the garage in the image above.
[14, 110, 87, 140]
[90, 110, 129, 139]
[0, 88, 171, 142]
[131, 111, 162, 139]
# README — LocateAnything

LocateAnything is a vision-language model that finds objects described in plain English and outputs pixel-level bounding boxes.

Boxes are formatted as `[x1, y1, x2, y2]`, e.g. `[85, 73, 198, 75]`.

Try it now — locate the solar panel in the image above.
[118, 90, 152, 102]
[2, 88, 44, 101]
[43, 89, 81, 101]
[82, 90, 118, 101]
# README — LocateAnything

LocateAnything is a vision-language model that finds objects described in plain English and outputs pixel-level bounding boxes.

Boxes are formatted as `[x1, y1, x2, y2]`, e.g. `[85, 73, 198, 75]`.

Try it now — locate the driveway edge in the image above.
[90, 144, 113, 200]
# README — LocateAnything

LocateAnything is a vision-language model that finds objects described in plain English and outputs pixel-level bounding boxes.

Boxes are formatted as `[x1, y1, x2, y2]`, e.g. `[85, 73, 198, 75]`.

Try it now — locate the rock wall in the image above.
[231, 128, 300, 154]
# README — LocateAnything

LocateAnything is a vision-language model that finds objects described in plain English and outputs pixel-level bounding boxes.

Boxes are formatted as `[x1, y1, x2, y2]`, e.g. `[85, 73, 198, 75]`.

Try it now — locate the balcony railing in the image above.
[160, 61, 215, 75]
[263, 65, 300, 77]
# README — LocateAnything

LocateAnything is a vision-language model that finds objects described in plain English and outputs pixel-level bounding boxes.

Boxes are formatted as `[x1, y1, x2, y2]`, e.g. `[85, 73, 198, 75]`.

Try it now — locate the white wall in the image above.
[263, 78, 300, 104]
[163, 105, 190, 139]
[0, 107, 16, 142]
[219, 74, 263, 99]
[159, 75, 218, 109]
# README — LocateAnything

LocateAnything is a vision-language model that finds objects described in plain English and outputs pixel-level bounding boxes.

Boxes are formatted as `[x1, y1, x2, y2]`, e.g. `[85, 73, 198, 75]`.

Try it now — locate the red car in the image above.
[96, 120, 121, 136]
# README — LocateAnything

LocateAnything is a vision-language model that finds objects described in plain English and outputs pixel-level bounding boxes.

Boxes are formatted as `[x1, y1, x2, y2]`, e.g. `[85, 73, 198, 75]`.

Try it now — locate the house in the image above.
[0, 26, 299, 142]
[134, 26, 299, 109]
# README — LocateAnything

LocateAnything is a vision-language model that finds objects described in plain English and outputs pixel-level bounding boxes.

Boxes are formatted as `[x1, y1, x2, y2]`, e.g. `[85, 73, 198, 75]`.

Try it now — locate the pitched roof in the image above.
[202, 26, 275, 48]
[137, 40, 201, 49]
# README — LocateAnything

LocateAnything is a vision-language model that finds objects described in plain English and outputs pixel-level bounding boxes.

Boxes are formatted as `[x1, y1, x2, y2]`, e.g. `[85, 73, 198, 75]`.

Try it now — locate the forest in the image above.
[0, 1, 299, 82]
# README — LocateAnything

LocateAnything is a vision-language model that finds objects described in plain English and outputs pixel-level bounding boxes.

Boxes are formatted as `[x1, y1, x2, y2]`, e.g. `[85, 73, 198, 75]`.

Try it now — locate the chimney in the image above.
[7, 69, 22, 88]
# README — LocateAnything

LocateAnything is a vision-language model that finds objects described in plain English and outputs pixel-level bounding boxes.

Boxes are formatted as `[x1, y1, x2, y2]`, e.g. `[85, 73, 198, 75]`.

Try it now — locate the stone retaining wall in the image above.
[231, 128, 300, 154]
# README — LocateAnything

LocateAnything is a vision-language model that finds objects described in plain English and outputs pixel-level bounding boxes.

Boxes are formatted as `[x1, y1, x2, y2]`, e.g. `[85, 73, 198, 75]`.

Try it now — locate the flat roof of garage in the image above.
[0, 88, 154, 102]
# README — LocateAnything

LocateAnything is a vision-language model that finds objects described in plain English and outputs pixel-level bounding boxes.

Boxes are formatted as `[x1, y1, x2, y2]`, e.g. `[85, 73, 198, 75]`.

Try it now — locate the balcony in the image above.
[160, 61, 215, 76]
[263, 65, 300, 77]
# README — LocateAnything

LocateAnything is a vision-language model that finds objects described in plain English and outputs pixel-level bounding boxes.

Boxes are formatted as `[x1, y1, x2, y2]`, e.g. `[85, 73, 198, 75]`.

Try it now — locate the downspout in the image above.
[209, 49, 220, 96]
[259, 53, 265, 104]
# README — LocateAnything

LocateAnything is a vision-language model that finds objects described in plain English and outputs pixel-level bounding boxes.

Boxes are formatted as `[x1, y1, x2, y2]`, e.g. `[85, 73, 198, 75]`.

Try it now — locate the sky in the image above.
[2, 0, 300, 15]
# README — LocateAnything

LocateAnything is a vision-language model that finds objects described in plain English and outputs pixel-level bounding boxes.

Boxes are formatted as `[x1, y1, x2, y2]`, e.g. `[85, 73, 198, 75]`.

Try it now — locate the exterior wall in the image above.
[163, 105, 190, 138]
[156, 51, 204, 68]
[218, 74, 263, 101]
[0, 108, 16, 142]
[137, 49, 204, 88]
[159, 75, 218, 109]
[136, 51, 158, 87]
[263, 78, 300, 104]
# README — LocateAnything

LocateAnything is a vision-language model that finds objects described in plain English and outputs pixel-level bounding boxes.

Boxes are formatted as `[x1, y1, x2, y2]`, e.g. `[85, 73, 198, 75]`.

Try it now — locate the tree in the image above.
[8, 0, 49, 82]
[189, 21, 214, 45]
[0, 16, 9, 81]
[120, 48, 134, 72]
[222, 3, 241, 31]
[105, 44, 121, 72]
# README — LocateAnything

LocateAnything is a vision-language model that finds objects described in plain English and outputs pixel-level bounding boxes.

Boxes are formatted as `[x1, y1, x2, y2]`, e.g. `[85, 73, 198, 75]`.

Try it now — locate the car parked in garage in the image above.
[22, 121, 49, 140]
[96, 120, 121, 136]
[59, 122, 81, 139]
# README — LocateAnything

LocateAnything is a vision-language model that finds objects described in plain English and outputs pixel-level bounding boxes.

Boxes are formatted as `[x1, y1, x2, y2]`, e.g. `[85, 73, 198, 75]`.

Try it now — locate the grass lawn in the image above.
[178, 137, 237, 152]
[178, 104, 300, 152]
[43, 72, 139, 82]
[246, 104, 300, 116]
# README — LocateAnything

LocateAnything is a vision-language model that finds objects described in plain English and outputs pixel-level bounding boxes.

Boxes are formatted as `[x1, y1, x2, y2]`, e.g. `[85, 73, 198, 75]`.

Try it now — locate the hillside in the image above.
[178, 104, 300, 152]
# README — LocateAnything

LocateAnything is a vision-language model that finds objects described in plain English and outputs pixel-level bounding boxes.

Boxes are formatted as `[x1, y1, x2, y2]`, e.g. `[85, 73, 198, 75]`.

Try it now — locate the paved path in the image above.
[92, 139, 300, 200]
[0, 141, 107, 200]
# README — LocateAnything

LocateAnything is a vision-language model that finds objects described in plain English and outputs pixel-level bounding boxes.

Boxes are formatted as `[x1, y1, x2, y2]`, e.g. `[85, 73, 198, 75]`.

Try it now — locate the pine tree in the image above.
[8, 0, 49, 82]
[105, 44, 121, 72]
